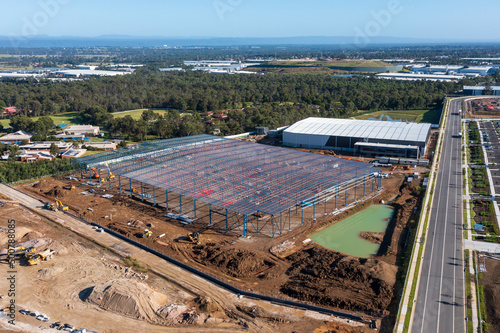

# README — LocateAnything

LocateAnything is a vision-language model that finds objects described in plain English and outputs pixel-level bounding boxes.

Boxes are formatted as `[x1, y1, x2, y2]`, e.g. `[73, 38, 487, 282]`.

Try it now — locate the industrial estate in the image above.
[0, 33, 500, 333]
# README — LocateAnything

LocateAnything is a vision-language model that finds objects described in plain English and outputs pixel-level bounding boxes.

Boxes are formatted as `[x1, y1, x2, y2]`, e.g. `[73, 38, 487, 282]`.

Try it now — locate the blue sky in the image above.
[1, 0, 499, 40]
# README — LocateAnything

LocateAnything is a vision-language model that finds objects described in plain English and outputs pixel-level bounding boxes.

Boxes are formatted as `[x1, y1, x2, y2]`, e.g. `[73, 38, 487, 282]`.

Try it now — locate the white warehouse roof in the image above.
[284, 118, 431, 143]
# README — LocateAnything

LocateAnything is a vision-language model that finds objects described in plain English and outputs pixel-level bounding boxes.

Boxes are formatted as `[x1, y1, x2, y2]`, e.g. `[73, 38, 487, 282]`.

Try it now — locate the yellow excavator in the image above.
[187, 232, 200, 244]
[27, 249, 55, 266]
[55, 199, 69, 211]
[2, 246, 36, 262]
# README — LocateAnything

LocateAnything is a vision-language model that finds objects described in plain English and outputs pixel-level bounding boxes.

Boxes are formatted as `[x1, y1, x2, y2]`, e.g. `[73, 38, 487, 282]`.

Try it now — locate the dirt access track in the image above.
[6, 167, 423, 332]
[0, 185, 371, 333]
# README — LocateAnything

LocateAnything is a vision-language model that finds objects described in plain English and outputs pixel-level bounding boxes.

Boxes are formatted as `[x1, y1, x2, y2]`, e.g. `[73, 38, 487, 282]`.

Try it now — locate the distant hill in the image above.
[0, 35, 462, 48]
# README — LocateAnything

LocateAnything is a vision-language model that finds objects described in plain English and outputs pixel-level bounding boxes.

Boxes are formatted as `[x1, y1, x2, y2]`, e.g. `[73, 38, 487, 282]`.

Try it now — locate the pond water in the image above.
[310, 205, 394, 257]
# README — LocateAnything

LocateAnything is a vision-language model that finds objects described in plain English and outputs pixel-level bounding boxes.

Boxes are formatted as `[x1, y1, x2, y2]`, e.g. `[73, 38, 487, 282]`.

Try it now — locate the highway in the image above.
[411, 98, 465, 333]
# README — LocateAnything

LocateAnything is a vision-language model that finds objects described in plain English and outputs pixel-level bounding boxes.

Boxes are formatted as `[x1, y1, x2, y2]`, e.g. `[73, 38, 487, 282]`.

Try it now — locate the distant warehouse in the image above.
[283, 118, 432, 159]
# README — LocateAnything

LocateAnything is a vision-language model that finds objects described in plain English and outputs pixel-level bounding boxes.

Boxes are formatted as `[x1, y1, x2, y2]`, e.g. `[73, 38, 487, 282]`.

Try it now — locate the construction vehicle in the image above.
[90, 167, 100, 179]
[142, 229, 153, 238]
[55, 199, 69, 211]
[104, 162, 115, 180]
[27, 249, 55, 266]
[1, 246, 36, 262]
[44, 202, 57, 211]
[187, 232, 200, 244]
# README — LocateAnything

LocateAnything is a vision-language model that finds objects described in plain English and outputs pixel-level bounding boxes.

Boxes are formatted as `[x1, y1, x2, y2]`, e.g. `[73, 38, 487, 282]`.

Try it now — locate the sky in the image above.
[1, 0, 499, 41]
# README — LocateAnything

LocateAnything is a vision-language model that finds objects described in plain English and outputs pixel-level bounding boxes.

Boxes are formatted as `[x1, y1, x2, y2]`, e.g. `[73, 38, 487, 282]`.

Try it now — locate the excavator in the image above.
[1, 246, 36, 262]
[55, 199, 69, 211]
[27, 249, 55, 266]
[187, 232, 200, 244]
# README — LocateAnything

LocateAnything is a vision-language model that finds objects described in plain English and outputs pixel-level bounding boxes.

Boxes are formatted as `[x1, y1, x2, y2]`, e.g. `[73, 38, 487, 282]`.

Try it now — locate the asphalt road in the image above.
[411, 99, 465, 333]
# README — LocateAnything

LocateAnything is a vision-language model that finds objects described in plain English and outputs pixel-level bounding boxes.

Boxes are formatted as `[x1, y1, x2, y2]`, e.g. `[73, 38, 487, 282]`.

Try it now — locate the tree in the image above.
[50, 143, 60, 157]
[141, 109, 160, 123]
[7, 144, 20, 161]
[10, 114, 33, 132]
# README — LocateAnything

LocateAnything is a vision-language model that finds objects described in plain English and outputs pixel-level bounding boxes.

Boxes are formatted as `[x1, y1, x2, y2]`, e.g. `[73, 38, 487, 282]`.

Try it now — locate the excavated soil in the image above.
[281, 247, 397, 313]
[45, 185, 66, 198]
[192, 242, 275, 278]
[84, 278, 169, 322]
[16, 171, 423, 329]
[360, 232, 385, 244]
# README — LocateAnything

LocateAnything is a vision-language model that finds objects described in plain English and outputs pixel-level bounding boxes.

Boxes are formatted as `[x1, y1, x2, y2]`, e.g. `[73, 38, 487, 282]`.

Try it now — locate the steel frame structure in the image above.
[74, 134, 380, 237]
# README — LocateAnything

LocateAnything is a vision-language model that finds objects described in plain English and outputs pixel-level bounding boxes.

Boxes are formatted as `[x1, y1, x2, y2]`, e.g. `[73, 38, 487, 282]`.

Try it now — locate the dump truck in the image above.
[27, 249, 55, 266]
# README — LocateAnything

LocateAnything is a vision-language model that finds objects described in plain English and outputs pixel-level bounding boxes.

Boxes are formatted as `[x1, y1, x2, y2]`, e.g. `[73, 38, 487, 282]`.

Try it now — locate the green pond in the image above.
[310, 205, 394, 258]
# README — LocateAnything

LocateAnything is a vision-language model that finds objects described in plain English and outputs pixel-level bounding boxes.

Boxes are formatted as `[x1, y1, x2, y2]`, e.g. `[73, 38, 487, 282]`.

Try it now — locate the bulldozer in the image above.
[142, 229, 153, 238]
[27, 249, 55, 266]
[187, 232, 200, 244]
[55, 199, 69, 211]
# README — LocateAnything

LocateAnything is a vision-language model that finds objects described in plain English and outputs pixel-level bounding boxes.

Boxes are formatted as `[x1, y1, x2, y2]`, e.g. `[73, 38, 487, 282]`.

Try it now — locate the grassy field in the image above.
[354, 109, 442, 124]
[112, 109, 170, 120]
[0, 109, 173, 127]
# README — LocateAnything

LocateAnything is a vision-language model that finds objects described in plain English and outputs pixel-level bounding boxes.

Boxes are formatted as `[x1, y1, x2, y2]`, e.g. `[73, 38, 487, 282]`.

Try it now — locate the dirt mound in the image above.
[0, 226, 33, 246]
[360, 232, 384, 244]
[16, 237, 52, 249]
[127, 220, 146, 229]
[157, 304, 194, 324]
[281, 246, 397, 313]
[193, 243, 274, 278]
[45, 186, 65, 198]
[19, 231, 43, 242]
[84, 278, 169, 322]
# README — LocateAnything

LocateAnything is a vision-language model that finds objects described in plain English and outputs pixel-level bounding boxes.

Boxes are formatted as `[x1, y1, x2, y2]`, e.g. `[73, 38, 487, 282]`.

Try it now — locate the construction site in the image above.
[0, 134, 429, 332]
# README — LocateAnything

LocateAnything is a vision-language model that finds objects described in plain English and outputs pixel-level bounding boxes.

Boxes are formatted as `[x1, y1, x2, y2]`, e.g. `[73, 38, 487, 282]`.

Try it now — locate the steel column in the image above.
[179, 194, 182, 213]
[225, 209, 228, 230]
[209, 204, 212, 225]
[129, 178, 132, 197]
[153, 186, 155, 206]
[289, 208, 291, 231]
[141, 182, 144, 202]
[280, 212, 283, 235]
[119, 175, 121, 193]
[166, 190, 168, 209]
[194, 199, 197, 219]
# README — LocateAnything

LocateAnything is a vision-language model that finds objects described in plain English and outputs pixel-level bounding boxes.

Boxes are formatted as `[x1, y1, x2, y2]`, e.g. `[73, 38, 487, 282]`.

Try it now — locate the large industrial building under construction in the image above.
[73, 134, 381, 237]
[283, 117, 432, 159]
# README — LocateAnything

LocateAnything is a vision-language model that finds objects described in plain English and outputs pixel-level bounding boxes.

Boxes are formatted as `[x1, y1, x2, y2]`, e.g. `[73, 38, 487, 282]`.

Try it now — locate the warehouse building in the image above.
[283, 118, 432, 159]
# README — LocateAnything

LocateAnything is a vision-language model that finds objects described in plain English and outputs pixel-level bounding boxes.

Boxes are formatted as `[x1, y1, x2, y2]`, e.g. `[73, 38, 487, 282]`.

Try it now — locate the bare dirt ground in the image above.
[479, 255, 500, 333]
[0, 199, 370, 333]
[7, 166, 424, 332]
[466, 97, 500, 118]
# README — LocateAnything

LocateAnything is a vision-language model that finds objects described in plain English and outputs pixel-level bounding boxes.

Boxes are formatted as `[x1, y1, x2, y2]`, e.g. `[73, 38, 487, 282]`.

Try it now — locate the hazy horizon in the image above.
[2, 0, 499, 42]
